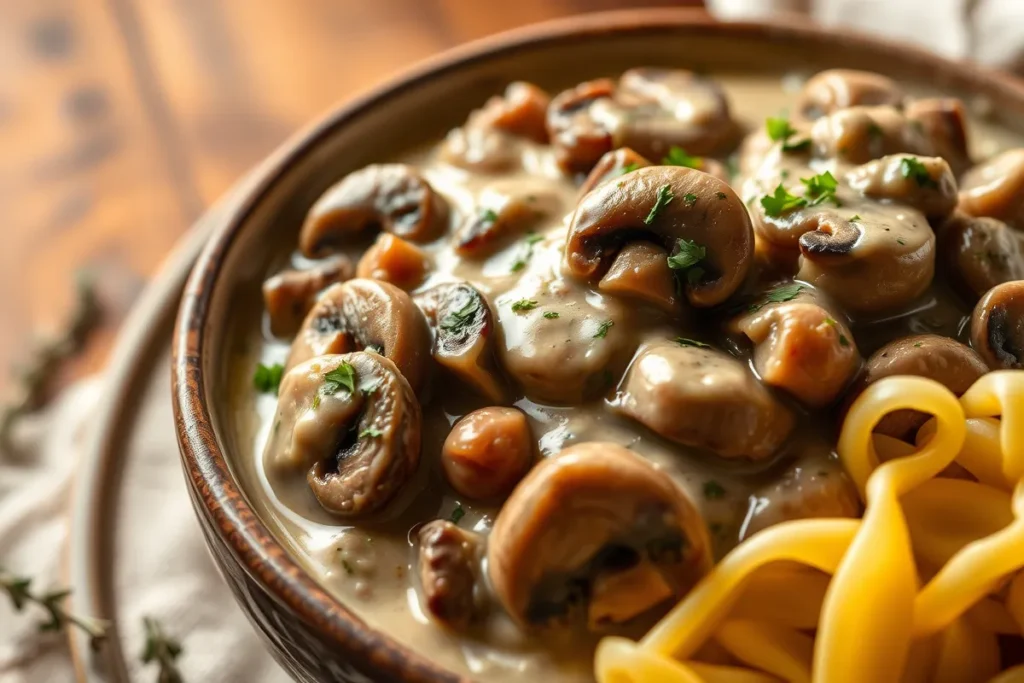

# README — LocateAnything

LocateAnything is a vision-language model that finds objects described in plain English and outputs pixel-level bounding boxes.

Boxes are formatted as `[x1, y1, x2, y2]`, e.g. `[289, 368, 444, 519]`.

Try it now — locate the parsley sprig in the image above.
[748, 283, 805, 312]
[644, 184, 675, 225]
[315, 362, 358, 407]
[667, 239, 707, 285]
[662, 146, 703, 169]
[760, 185, 807, 217]
[761, 171, 840, 217]
[765, 116, 810, 152]
[511, 299, 538, 313]
[440, 298, 480, 334]
[141, 616, 184, 683]
[253, 362, 284, 394]
[801, 171, 839, 207]
[1, 570, 109, 649]
[900, 157, 938, 188]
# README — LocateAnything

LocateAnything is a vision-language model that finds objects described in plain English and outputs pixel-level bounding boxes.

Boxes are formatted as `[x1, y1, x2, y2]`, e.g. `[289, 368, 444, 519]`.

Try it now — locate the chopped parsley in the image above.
[480, 208, 499, 224]
[450, 504, 465, 525]
[644, 184, 674, 225]
[663, 146, 703, 169]
[914, 342, 923, 348]
[675, 337, 710, 348]
[543, 311, 560, 319]
[511, 232, 544, 272]
[715, 191, 727, 200]
[312, 393, 321, 410]
[359, 427, 383, 438]
[839, 334, 851, 347]
[594, 320, 614, 339]
[703, 480, 727, 499]
[766, 116, 797, 142]
[748, 283, 804, 312]
[511, 298, 538, 313]
[897, 237, 906, 245]
[850, 214, 861, 222]
[440, 297, 480, 334]
[253, 363, 284, 394]
[667, 239, 706, 271]
[760, 184, 807, 217]
[322, 362, 357, 396]
[620, 162, 639, 175]
[800, 171, 839, 207]
[683, 192, 698, 206]
[900, 157, 938, 188]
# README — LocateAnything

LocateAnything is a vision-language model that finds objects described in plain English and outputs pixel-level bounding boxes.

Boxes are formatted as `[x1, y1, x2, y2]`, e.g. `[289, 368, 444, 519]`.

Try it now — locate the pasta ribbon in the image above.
[595, 372, 1024, 683]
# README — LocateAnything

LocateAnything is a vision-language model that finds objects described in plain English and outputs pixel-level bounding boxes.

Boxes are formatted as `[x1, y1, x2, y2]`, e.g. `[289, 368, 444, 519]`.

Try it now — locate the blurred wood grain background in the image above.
[0, 0, 699, 394]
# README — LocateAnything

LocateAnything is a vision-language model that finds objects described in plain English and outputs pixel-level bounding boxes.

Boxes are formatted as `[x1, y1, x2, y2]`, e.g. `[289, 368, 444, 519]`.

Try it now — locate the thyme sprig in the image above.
[1, 569, 109, 649]
[141, 616, 185, 683]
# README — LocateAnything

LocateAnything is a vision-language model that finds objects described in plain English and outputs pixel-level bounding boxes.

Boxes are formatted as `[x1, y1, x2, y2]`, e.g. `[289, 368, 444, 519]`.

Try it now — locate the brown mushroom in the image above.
[287, 279, 431, 393]
[262, 256, 353, 337]
[565, 165, 754, 307]
[453, 195, 546, 259]
[970, 281, 1024, 369]
[959, 149, 1024, 228]
[810, 105, 930, 165]
[546, 78, 617, 173]
[439, 126, 520, 173]
[845, 154, 958, 220]
[598, 242, 681, 314]
[938, 213, 1024, 300]
[355, 233, 430, 290]
[417, 520, 484, 630]
[264, 352, 421, 517]
[846, 335, 988, 439]
[730, 289, 860, 407]
[612, 340, 794, 460]
[905, 98, 971, 175]
[740, 461, 861, 541]
[472, 81, 550, 143]
[299, 164, 450, 256]
[797, 69, 904, 120]
[441, 407, 533, 499]
[579, 148, 653, 197]
[414, 282, 506, 402]
[614, 68, 738, 160]
[487, 443, 711, 630]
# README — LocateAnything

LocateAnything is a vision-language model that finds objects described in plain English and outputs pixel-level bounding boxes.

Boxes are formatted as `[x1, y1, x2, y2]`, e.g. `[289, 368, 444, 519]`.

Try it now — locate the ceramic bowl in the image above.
[172, 8, 1024, 682]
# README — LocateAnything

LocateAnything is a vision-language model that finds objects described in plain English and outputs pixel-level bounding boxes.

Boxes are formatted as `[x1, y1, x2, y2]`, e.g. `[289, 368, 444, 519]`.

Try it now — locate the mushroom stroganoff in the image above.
[242, 69, 1024, 682]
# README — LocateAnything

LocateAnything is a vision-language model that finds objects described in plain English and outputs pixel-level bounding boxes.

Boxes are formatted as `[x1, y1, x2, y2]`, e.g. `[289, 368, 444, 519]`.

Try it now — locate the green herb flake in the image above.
[749, 283, 805, 312]
[914, 342, 923, 348]
[823, 317, 838, 327]
[620, 162, 639, 175]
[312, 393, 321, 410]
[675, 337, 710, 349]
[322, 362, 357, 396]
[662, 146, 703, 169]
[441, 298, 481, 333]
[511, 299, 538, 313]
[800, 171, 840, 207]
[850, 214, 861, 222]
[782, 138, 811, 153]
[510, 259, 527, 272]
[703, 480, 727, 499]
[480, 208, 499, 224]
[715, 191, 727, 200]
[359, 428, 383, 438]
[683, 192, 698, 206]
[900, 157, 938, 188]
[450, 504, 465, 525]
[593, 320, 614, 339]
[543, 311, 560, 319]
[341, 559, 354, 575]
[766, 116, 797, 142]
[760, 184, 807, 217]
[839, 334, 851, 347]
[253, 363, 284, 394]
[667, 239, 706, 272]
[510, 233, 544, 273]
[525, 233, 544, 246]
[644, 184, 675, 225]
[897, 237, 906, 245]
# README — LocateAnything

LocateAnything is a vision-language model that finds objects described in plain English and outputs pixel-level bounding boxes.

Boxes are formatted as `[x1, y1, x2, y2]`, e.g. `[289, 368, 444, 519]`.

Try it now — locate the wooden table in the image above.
[0, 0, 700, 394]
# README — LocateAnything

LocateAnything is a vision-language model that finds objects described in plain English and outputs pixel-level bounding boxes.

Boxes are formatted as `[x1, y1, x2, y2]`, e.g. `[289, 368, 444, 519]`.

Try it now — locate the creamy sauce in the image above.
[229, 72, 1022, 682]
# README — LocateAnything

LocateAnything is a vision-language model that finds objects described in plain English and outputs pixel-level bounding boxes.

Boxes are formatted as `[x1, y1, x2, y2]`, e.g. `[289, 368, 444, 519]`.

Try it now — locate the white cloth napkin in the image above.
[3, 3, 1023, 682]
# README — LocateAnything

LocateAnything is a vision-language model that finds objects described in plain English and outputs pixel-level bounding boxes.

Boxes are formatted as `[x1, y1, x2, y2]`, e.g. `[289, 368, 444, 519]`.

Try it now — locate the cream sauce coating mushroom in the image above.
[262, 255, 353, 337]
[287, 279, 431, 393]
[971, 281, 1024, 369]
[740, 461, 861, 540]
[612, 340, 795, 460]
[845, 154, 958, 220]
[487, 443, 710, 630]
[264, 352, 421, 517]
[452, 179, 561, 258]
[441, 407, 533, 500]
[959, 148, 1024, 227]
[845, 335, 988, 439]
[597, 242, 681, 315]
[299, 164, 450, 256]
[564, 165, 754, 307]
[797, 69, 904, 120]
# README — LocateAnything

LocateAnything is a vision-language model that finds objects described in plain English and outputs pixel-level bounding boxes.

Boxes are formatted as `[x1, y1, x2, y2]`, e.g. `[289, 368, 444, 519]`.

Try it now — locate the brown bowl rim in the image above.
[172, 7, 1024, 683]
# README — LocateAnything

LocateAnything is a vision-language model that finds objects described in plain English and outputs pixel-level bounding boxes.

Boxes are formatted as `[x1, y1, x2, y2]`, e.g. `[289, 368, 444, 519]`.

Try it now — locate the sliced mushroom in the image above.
[415, 282, 506, 402]
[565, 165, 754, 307]
[546, 78, 617, 173]
[440, 126, 520, 173]
[970, 281, 1024, 369]
[264, 352, 421, 516]
[612, 340, 795, 460]
[472, 81, 551, 144]
[453, 192, 548, 259]
[845, 154, 958, 220]
[797, 69, 904, 120]
[262, 256, 353, 337]
[614, 68, 738, 160]
[287, 279, 431, 393]
[730, 290, 860, 407]
[299, 164, 450, 256]
[905, 98, 971, 175]
[442, 407, 533, 499]
[578, 147, 653, 197]
[939, 213, 1024, 299]
[796, 210, 935, 314]
[355, 233, 430, 290]
[598, 242, 681, 315]
[417, 520, 484, 630]
[488, 442, 711, 630]
[810, 105, 931, 165]
[845, 335, 988, 439]
[740, 461, 861, 541]
[959, 149, 1024, 228]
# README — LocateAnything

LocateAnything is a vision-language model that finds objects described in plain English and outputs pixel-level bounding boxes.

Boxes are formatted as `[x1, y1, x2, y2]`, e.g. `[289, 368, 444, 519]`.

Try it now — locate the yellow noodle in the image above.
[595, 371, 1024, 683]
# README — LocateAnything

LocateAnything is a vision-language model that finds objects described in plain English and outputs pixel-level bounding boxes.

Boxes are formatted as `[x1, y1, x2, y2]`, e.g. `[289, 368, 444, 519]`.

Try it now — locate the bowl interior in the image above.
[190, 12, 1024, 682]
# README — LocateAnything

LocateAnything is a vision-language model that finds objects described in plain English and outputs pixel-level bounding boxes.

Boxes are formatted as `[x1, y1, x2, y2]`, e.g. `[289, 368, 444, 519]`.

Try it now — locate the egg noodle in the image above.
[595, 371, 1024, 683]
